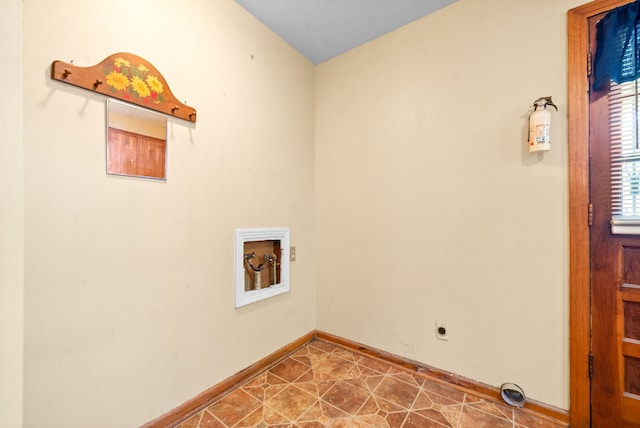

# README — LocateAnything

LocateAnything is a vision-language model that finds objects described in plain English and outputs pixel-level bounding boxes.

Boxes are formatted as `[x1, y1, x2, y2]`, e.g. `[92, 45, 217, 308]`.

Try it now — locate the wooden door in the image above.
[107, 127, 137, 176]
[589, 13, 640, 426]
[107, 127, 166, 179]
[136, 134, 166, 179]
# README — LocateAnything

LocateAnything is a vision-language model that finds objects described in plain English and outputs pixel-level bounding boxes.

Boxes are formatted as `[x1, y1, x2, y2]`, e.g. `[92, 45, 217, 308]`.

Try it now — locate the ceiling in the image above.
[235, 0, 459, 64]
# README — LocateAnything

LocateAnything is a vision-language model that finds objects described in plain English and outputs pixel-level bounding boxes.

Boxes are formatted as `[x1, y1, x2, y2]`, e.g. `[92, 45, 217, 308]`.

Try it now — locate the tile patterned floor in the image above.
[175, 340, 568, 428]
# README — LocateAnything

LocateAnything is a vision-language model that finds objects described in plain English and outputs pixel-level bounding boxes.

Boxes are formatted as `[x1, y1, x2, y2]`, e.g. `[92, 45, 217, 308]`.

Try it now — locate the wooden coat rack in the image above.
[51, 52, 196, 123]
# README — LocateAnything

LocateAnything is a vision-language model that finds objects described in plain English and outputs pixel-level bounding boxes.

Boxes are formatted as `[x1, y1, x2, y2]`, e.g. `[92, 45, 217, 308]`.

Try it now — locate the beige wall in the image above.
[11, 0, 585, 425]
[22, 0, 315, 426]
[108, 103, 168, 141]
[0, 0, 24, 427]
[315, 0, 583, 410]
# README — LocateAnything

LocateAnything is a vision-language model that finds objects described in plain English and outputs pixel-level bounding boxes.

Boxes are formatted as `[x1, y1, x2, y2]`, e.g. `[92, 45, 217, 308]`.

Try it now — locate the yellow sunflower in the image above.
[137, 64, 148, 72]
[105, 71, 130, 90]
[145, 75, 164, 94]
[131, 75, 151, 98]
[113, 57, 131, 68]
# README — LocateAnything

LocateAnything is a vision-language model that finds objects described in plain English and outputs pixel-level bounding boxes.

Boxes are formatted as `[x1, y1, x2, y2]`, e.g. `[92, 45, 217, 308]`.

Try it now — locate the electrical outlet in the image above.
[290, 246, 296, 261]
[436, 321, 449, 341]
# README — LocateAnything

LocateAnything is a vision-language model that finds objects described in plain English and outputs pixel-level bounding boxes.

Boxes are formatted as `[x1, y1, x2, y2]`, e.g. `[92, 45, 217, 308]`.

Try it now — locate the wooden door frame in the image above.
[568, 1, 634, 426]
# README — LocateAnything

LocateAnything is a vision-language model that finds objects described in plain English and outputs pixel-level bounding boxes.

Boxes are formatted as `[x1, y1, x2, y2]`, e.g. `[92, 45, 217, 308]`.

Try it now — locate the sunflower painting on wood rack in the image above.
[51, 52, 197, 122]
[104, 56, 164, 105]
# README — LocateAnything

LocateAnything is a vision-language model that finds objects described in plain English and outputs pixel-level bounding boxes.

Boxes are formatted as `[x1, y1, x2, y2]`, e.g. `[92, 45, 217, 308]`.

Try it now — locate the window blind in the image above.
[610, 79, 640, 234]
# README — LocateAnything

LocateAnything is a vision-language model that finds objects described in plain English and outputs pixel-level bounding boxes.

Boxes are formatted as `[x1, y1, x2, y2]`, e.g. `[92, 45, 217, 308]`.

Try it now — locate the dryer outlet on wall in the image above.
[436, 321, 449, 341]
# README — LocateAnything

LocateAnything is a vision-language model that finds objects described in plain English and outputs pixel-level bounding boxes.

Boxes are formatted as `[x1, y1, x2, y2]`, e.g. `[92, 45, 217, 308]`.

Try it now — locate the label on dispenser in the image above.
[530, 124, 550, 152]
